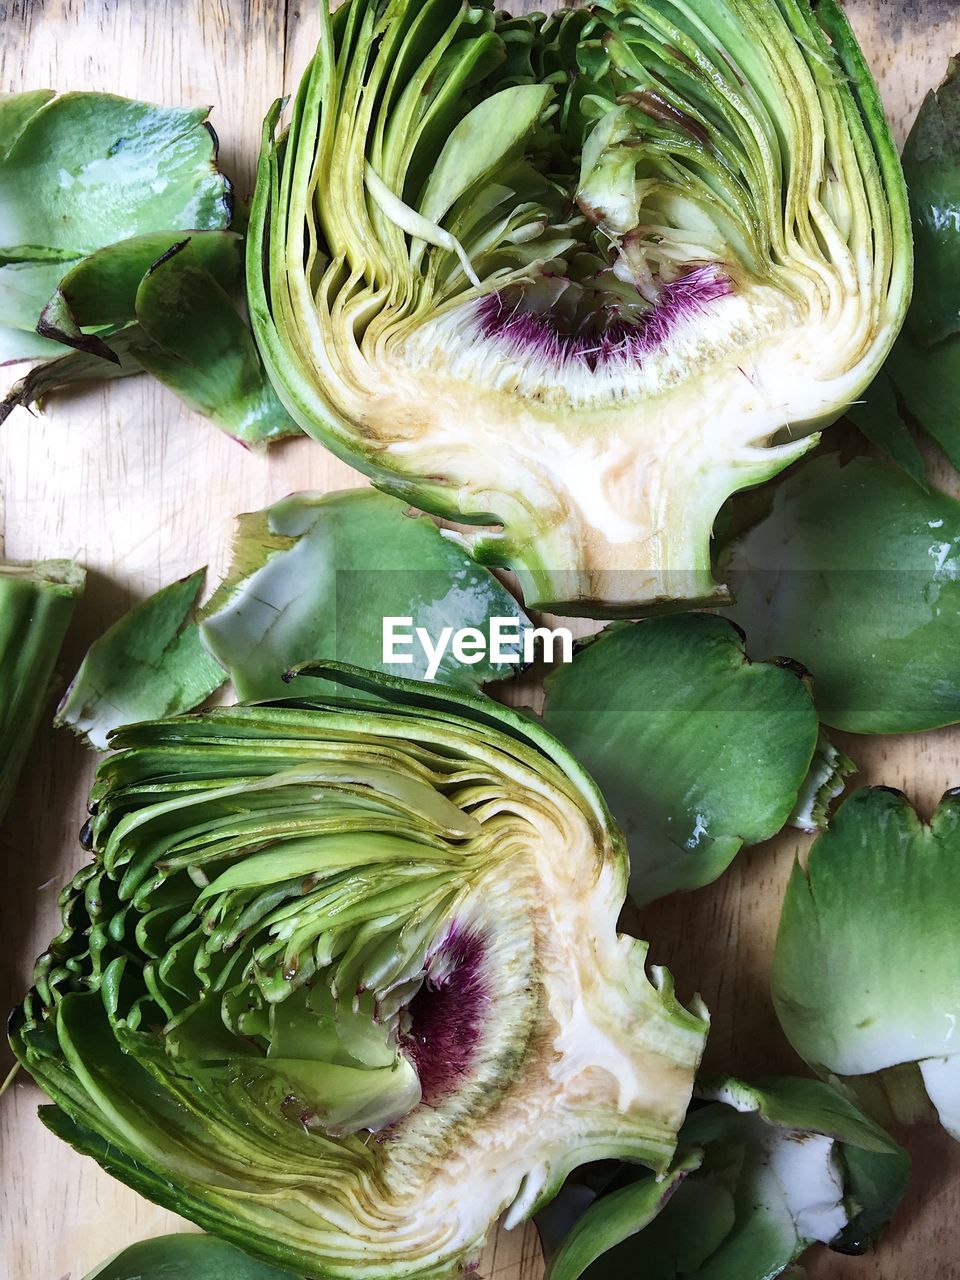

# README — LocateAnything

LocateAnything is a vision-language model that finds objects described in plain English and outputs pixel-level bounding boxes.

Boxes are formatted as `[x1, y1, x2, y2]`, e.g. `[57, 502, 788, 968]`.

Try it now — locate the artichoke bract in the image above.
[773, 788, 960, 1143]
[249, 0, 911, 613]
[12, 666, 708, 1279]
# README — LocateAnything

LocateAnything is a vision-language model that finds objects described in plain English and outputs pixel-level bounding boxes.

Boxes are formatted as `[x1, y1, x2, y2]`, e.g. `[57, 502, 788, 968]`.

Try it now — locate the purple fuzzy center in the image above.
[403, 926, 488, 1104]
[476, 264, 732, 373]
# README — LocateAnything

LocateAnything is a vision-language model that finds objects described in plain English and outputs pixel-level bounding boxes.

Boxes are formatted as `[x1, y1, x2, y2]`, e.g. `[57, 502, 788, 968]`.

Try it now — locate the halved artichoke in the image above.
[249, 0, 911, 613]
[12, 666, 708, 1279]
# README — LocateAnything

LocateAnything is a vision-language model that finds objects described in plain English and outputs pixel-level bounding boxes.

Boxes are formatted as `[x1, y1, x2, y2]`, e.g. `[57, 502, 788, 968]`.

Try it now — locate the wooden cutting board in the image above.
[2, 2, 960, 1277]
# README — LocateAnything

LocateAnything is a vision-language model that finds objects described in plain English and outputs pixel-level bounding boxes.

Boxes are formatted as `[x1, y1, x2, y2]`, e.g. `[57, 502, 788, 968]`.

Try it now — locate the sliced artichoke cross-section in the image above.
[12, 667, 708, 1279]
[248, 0, 911, 613]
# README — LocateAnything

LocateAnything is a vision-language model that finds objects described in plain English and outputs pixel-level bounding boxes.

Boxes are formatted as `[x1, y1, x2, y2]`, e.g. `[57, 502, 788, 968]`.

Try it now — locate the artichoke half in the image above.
[12, 667, 708, 1279]
[249, 0, 911, 613]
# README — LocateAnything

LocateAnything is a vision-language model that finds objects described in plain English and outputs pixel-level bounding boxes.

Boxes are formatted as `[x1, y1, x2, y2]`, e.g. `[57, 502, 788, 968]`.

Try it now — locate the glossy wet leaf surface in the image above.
[723, 454, 960, 734]
[200, 488, 532, 699]
[542, 615, 818, 905]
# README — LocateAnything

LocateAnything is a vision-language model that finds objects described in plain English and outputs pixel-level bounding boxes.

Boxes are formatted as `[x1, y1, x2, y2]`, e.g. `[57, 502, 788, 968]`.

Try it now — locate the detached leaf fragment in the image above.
[0, 560, 85, 824]
[722, 454, 960, 734]
[541, 1076, 907, 1280]
[200, 488, 532, 699]
[56, 568, 225, 750]
[83, 1234, 298, 1280]
[774, 787, 960, 1143]
[0, 90, 231, 363]
[541, 615, 820, 904]
[885, 56, 960, 469]
[0, 89, 298, 445]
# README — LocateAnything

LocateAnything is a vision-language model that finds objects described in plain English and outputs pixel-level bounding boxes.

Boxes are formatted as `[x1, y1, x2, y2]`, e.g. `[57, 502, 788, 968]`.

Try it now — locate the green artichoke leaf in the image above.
[249, 0, 910, 615]
[12, 672, 708, 1278]
[132, 242, 302, 446]
[887, 328, 960, 472]
[199, 487, 532, 699]
[543, 1153, 702, 1280]
[902, 56, 960, 346]
[0, 559, 85, 823]
[0, 89, 54, 161]
[0, 91, 231, 361]
[540, 1076, 906, 1280]
[774, 786, 960, 1143]
[36, 230, 243, 361]
[82, 1233, 299, 1280]
[55, 568, 226, 750]
[541, 615, 819, 905]
[844, 369, 926, 488]
[884, 57, 960, 468]
[721, 453, 960, 734]
[0, 92, 230, 256]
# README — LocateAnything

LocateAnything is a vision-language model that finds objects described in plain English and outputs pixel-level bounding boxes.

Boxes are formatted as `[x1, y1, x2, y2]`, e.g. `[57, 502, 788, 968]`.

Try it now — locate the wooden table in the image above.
[2, 2, 960, 1277]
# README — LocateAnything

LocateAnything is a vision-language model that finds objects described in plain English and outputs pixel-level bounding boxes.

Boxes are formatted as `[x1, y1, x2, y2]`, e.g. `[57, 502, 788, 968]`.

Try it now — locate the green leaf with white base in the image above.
[774, 787, 960, 1142]
[541, 1076, 907, 1280]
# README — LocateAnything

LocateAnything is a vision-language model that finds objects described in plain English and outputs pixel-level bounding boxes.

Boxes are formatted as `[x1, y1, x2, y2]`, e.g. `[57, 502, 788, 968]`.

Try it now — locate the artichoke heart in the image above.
[12, 669, 707, 1279]
[248, 0, 911, 614]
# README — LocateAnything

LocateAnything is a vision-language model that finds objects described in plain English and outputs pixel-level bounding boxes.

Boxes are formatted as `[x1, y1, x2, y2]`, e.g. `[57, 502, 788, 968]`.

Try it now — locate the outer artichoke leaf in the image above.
[722, 454, 960, 734]
[82, 1234, 299, 1280]
[541, 615, 819, 905]
[888, 327, 960, 473]
[844, 369, 926, 488]
[0, 92, 231, 258]
[199, 487, 531, 700]
[249, 0, 911, 615]
[543, 1153, 701, 1280]
[0, 88, 55, 161]
[773, 786, 960, 1139]
[901, 56, 960, 346]
[37, 230, 243, 357]
[540, 1075, 905, 1280]
[0, 559, 85, 823]
[55, 567, 227, 750]
[132, 243, 301, 446]
[13, 685, 708, 1278]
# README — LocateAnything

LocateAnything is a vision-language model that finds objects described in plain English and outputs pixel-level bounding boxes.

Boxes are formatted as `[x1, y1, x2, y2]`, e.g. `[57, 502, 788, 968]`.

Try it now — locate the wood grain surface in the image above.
[2, 2, 960, 1278]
